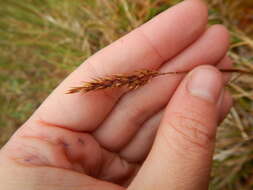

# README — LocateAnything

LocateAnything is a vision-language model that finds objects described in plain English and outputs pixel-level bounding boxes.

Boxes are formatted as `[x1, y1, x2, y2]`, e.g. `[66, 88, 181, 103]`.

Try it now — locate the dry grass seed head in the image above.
[66, 69, 160, 94]
[66, 68, 253, 94]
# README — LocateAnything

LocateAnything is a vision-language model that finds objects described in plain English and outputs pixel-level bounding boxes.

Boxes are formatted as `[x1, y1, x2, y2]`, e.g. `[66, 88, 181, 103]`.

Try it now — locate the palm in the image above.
[0, 0, 232, 190]
[2, 105, 153, 189]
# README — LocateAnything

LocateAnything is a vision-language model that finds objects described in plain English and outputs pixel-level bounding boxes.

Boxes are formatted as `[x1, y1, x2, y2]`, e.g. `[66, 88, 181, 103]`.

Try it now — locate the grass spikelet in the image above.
[66, 70, 160, 94]
[66, 68, 253, 94]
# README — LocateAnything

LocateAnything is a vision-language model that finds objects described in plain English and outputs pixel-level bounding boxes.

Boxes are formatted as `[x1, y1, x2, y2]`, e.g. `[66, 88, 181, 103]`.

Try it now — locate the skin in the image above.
[0, 0, 233, 189]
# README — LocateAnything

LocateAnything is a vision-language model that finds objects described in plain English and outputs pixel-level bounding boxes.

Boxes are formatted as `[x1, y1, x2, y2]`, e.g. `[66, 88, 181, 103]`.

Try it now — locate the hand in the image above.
[0, 0, 233, 189]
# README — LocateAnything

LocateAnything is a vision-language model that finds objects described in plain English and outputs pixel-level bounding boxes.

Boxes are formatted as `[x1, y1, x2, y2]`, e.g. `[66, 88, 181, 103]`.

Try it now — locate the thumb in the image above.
[129, 65, 226, 190]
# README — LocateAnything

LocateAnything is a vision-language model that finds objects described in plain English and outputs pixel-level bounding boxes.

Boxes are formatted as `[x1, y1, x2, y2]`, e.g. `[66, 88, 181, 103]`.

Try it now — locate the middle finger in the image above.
[94, 25, 229, 151]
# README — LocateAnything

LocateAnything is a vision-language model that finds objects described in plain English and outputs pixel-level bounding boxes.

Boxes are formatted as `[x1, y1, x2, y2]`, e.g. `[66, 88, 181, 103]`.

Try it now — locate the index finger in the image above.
[27, 0, 208, 131]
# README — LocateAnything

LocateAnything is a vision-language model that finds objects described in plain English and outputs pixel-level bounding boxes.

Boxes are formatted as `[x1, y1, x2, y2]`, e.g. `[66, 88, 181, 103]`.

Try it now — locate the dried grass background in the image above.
[0, 0, 253, 189]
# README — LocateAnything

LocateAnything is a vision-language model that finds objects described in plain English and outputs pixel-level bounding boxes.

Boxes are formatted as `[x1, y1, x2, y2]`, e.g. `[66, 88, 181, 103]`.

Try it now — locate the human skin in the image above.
[0, 0, 233, 189]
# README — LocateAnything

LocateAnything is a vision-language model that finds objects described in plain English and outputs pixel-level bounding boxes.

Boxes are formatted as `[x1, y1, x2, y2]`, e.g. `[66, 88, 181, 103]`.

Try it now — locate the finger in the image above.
[216, 56, 233, 122]
[119, 92, 232, 163]
[28, 0, 208, 132]
[217, 56, 234, 83]
[119, 55, 233, 162]
[120, 110, 164, 162]
[218, 90, 233, 123]
[94, 25, 229, 151]
[129, 65, 224, 190]
[119, 90, 232, 164]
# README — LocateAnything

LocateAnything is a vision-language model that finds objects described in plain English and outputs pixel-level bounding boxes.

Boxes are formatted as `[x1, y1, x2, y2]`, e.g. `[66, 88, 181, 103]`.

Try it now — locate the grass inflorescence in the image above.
[66, 68, 253, 94]
[67, 69, 160, 94]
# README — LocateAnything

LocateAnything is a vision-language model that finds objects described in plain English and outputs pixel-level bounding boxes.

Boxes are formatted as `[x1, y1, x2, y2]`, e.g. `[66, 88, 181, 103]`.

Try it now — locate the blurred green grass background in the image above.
[0, 0, 253, 189]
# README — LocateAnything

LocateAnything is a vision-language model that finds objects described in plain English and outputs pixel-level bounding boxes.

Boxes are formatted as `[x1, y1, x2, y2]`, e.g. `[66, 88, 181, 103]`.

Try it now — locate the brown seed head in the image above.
[66, 69, 159, 94]
[66, 68, 252, 94]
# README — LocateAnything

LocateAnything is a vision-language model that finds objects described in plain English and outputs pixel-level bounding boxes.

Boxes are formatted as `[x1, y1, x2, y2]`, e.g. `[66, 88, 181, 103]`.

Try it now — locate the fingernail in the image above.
[187, 67, 223, 102]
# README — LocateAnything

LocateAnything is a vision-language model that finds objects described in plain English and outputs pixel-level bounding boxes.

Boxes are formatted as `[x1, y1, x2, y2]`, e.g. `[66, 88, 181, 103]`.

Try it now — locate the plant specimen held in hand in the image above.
[66, 68, 251, 94]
